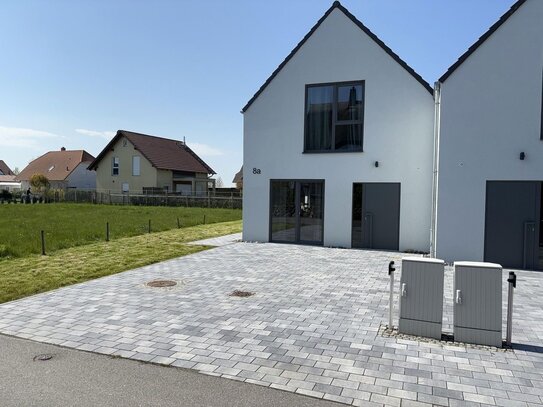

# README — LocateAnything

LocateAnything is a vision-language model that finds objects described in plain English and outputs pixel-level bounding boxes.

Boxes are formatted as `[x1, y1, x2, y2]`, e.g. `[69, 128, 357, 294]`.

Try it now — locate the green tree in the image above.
[29, 173, 50, 195]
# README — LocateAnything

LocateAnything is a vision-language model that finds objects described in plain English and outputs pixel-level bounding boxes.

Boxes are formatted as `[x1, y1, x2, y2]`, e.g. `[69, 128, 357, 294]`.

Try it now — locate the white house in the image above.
[242, 1, 435, 252]
[434, 0, 543, 270]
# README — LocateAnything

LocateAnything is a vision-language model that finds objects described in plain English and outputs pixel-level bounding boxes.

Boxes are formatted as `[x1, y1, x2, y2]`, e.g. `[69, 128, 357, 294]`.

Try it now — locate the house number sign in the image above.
[252, 168, 261, 175]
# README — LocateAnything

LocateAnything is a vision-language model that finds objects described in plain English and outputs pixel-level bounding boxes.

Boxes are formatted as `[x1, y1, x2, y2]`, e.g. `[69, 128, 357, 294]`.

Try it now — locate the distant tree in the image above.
[29, 173, 50, 195]
[216, 177, 224, 188]
[13, 167, 20, 175]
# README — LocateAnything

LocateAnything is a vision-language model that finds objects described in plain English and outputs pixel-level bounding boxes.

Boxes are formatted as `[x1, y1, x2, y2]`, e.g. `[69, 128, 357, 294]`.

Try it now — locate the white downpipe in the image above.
[430, 81, 442, 258]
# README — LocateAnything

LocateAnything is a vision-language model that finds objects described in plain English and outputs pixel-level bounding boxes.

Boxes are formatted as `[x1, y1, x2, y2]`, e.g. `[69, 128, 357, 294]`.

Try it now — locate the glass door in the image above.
[270, 180, 324, 245]
[270, 181, 297, 242]
[299, 182, 324, 244]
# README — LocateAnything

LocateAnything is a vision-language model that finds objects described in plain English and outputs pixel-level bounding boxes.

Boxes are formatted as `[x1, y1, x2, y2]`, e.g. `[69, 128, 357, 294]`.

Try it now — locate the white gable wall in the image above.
[243, 8, 435, 251]
[436, 0, 543, 261]
[66, 161, 96, 189]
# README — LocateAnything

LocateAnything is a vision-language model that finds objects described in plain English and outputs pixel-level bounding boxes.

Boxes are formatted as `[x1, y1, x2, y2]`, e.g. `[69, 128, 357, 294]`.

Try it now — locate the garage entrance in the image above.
[484, 181, 542, 270]
[352, 183, 400, 250]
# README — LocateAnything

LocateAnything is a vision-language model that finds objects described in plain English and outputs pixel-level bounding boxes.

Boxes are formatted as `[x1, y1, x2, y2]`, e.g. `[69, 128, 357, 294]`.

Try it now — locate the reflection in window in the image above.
[305, 82, 364, 152]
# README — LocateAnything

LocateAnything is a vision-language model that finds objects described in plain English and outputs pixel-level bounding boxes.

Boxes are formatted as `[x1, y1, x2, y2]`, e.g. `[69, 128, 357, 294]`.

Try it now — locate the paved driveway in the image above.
[0, 240, 542, 406]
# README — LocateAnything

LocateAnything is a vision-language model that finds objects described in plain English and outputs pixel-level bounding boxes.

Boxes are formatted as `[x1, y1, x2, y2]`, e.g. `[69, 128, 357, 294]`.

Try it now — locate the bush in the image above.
[0, 189, 12, 202]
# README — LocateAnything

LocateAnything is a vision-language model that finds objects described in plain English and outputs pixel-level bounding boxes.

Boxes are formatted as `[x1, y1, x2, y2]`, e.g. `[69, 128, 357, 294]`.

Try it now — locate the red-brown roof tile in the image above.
[16, 149, 95, 181]
[88, 130, 215, 175]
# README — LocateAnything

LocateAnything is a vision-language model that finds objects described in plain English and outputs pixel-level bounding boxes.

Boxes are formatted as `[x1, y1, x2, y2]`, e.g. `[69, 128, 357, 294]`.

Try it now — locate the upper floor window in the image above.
[112, 156, 119, 175]
[132, 156, 140, 176]
[305, 81, 364, 152]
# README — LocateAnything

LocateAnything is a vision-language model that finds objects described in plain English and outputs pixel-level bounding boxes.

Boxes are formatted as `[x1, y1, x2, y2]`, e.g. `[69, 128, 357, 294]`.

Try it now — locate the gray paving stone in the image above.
[0, 242, 542, 406]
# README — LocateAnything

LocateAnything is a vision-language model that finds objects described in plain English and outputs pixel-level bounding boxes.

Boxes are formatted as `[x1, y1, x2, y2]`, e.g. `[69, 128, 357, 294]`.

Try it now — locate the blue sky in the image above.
[0, 0, 516, 184]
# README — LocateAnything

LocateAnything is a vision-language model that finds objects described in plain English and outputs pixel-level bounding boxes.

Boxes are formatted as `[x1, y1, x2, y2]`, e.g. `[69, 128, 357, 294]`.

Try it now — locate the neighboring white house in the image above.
[435, 0, 543, 269]
[242, 1, 435, 252]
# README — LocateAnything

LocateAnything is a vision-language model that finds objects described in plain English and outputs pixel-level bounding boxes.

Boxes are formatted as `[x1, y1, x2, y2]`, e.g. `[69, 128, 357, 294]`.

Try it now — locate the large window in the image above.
[270, 180, 324, 244]
[112, 157, 119, 175]
[305, 81, 364, 152]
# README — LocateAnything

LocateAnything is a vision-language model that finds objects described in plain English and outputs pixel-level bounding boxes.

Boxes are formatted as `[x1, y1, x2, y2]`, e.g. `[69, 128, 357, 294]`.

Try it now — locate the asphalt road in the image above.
[0, 334, 341, 407]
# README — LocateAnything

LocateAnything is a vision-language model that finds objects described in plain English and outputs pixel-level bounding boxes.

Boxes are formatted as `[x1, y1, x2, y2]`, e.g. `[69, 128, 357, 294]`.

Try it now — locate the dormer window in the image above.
[304, 81, 365, 153]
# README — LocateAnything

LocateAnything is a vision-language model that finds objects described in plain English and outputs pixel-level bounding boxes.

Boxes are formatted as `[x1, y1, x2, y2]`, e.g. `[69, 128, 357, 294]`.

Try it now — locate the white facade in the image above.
[66, 161, 96, 189]
[435, 0, 543, 262]
[242, 6, 435, 251]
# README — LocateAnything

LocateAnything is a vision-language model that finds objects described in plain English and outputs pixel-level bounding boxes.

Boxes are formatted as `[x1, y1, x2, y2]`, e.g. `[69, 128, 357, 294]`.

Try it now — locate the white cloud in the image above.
[75, 129, 116, 140]
[188, 142, 223, 157]
[0, 126, 62, 149]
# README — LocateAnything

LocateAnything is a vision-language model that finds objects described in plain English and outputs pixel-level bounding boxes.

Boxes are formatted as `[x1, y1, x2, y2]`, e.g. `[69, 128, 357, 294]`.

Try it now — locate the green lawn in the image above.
[0, 220, 242, 303]
[0, 203, 241, 258]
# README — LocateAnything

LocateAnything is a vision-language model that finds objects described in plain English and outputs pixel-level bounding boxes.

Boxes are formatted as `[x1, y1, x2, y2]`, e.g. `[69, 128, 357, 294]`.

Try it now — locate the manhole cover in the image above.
[229, 290, 254, 297]
[146, 280, 177, 288]
[33, 354, 53, 361]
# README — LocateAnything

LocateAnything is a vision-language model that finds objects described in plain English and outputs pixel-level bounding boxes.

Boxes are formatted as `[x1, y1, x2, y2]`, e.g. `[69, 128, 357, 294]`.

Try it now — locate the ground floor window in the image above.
[270, 180, 324, 245]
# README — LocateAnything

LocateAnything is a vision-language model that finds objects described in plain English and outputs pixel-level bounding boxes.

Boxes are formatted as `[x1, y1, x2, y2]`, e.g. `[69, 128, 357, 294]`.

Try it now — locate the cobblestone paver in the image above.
[0, 242, 542, 406]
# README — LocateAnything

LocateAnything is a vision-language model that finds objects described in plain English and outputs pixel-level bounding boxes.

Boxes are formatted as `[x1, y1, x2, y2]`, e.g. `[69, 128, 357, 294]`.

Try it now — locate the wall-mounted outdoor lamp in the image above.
[374, 161, 379, 168]
[520, 152, 526, 160]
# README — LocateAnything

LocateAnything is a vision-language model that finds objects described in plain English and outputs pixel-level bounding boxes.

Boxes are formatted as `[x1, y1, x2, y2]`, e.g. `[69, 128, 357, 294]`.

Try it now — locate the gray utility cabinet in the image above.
[399, 257, 445, 339]
[454, 262, 503, 347]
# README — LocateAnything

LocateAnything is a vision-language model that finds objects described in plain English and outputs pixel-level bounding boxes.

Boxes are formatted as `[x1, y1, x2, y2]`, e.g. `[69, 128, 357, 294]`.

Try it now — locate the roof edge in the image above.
[241, 1, 432, 113]
[439, 0, 528, 83]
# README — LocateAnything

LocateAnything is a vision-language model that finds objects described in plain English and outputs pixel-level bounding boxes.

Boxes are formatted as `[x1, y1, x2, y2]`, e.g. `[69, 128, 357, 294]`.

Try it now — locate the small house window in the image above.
[132, 156, 140, 176]
[305, 81, 365, 152]
[112, 157, 119, 175]
[122, 182, 129, 193]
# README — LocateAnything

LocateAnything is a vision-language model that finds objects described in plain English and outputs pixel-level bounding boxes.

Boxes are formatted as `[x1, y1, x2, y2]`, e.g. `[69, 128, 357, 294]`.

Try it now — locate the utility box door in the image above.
[454, 262, 502, 347]
[399, 257, 445, 339]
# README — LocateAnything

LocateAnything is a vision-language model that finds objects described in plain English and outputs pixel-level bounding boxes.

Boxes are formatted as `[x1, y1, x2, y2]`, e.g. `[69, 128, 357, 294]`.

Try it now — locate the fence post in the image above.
[148, 219, 151, 233]
[106, 222, 110, 242]
[177, 217, 180, 228]
[203, 214, 206, 225]
[41, 230, 46, 256]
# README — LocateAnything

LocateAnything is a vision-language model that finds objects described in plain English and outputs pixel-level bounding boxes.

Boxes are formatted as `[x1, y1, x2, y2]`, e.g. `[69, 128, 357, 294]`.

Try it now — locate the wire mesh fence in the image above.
[1, 189, 243, 209]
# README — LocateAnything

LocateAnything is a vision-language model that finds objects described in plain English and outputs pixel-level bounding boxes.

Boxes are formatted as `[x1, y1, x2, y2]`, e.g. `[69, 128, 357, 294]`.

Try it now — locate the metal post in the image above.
[203, 214, 206, 225]
[177, 217, 181, 229]
[106, 222, 110, 242]
[148, 219, 151, 234]
[388, 261, 396, 330]
[41, 230, 46, 256]
[506, 271, 517, 347]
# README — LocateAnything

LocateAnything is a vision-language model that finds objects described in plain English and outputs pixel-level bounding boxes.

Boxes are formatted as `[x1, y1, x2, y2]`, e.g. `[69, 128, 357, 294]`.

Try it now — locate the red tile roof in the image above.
[17, 149, 95, 181]
[0, 160, 13, 176]
[88, 130, 215, 175]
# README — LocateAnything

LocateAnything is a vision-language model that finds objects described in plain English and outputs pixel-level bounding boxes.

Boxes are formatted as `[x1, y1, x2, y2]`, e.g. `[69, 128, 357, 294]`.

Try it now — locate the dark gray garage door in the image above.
[352, 183, 400, 250]
[485, 181, 541, 270]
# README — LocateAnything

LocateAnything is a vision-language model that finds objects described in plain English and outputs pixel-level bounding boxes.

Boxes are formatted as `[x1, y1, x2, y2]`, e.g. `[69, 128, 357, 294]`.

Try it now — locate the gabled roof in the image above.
[17, 149, 95, 182]
[439, 0, 528, 83]
[232, 166, 243, 184]
[88, 130, 215, 175]
[0, 160, 13, 176]
[242, 1, 433, 113]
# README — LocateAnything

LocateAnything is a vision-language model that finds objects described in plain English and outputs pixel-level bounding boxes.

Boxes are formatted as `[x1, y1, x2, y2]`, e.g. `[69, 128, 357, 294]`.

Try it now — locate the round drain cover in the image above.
[146, 280, 177, 288]
[33, 354, 53, 361]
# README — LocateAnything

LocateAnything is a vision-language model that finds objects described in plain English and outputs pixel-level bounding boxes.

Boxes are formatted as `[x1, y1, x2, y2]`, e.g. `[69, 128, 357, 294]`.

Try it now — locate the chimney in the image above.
[61, 147, 66, 151]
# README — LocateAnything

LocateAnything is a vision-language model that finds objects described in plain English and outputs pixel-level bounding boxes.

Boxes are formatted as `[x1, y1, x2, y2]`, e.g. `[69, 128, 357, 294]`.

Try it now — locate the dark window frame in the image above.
[540, 68, 543, 140]
[112, 156, 119, 176]
[268, 179, 325, 246]
[304, 80, 365, 153]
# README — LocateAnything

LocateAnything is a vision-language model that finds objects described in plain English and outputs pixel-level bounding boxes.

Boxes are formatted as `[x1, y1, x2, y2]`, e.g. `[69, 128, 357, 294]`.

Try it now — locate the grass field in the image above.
[0, 203, 241, 258]
[0, 220, 242, 303]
